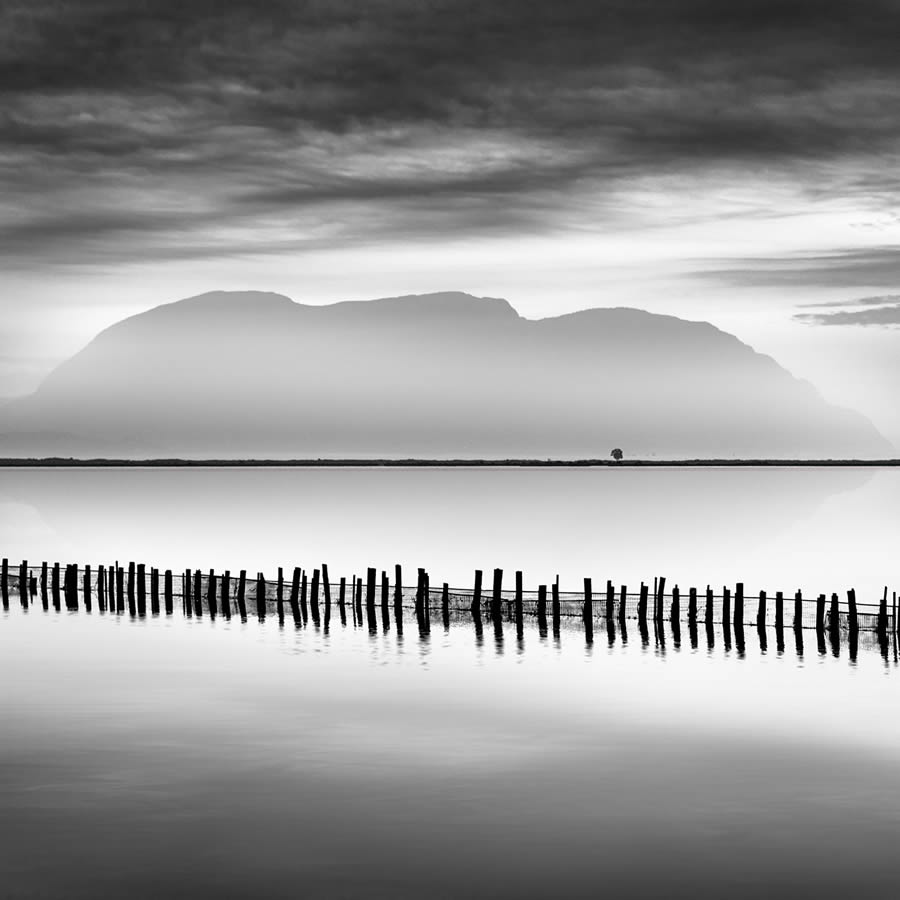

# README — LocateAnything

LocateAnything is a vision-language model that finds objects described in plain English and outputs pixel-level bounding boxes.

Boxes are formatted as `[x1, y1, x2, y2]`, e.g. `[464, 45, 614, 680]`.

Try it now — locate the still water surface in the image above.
[1, 604, 899, 899]
[2, 466, 899, 898]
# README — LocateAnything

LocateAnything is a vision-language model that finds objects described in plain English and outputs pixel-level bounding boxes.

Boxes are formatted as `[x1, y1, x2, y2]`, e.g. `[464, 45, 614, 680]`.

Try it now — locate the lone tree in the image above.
[610, 448, 624, 462]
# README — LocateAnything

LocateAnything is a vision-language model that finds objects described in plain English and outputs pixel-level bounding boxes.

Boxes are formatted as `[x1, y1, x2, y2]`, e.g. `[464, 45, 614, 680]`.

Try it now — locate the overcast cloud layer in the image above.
[3, 0, 900, 268]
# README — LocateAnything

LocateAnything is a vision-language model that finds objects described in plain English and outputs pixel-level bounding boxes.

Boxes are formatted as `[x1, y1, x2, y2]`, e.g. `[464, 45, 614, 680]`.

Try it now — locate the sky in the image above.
[2, 0, 900, 443]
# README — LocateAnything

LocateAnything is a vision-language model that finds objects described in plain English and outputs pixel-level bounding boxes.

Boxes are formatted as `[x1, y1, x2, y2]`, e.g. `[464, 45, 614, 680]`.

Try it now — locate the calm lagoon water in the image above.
[2, 466, 900, 898]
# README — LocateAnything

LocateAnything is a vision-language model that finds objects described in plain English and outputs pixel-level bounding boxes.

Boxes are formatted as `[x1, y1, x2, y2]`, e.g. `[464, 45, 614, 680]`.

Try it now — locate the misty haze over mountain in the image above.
[0, 291, 890, 459]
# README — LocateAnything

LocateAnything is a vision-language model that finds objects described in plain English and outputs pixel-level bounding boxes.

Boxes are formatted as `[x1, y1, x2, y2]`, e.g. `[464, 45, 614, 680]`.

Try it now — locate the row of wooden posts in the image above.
[1, 557, 896, 639]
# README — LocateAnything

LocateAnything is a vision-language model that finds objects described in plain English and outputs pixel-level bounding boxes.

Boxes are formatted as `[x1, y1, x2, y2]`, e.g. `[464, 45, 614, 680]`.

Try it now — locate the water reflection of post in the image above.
[537, 584, 548, 639]
[289, 567, 302, 626]
[606, 614, 616, 648]
[794, 623, 804, 659]
[41, 561, 49, 611]
[734, 618, 745, 658]
[688, 616, 698, 651]
[471, 602, 483, 647]
[193, 568, 202, 618]
[722, 591, 732, 653]
[311, 568, 322, 628]
[255, 571, 266, 622]
[207, 569, 217, 621]
[236, 569, 247, 621]
[276, 566, 285, 624]
[337, 577, 347, 627]
[219, 569, 229, 620]
[618, 584, 627, 629]
[670, 613, 681, 651]
[848, 624, 858, 664]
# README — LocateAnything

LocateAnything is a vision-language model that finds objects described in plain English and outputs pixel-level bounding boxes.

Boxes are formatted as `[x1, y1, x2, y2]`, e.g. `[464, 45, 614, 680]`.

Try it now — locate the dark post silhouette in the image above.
[619, 584, 628, 624]
[552, 576, 560, 639]
[442, 582, 450, 631]
[97, 563, 106, 612]
[184, 568, 192, 617]
[311, 568, 321, 626]
[289, 567, 302, 625]
[323, 564, 332, 626]
[52, 562, 61, 610]
[734, 582, 744, 627]
[221, 570, 231, 620]
[207, 570, 218, 618]
[515, 571, 523, 623]
[150, 567, 159, 615]
[136, 563, 146, 616]
[606, 580, 614, 620]
[492, 568, 503, 621]
[774, 591, 783, 630]
[164, 570, 173, 615]
[670, 585, 680, 622]
[0, 558, 7, 608]
[301, 570, 309, 624]
[365, 567, 376, 612]
[339, 576, 347, 626]
[537, 584, 548, 637]
[255, 572, 266, 621]
[829, 592, 839, 633]
[793, 589, 803, 630]
[688, 587, 697, 624]
[394, 564, 403, 609]
[276, 567, 285, 622]
[815, 594, 826, 632]
[877, 587, 888, 637]
[415, 568, 425, 617]
[756, 589, 766, 629]
[237, 569, 247, 620]
[127, 561, 136, 615]
[722, 587, 731, 627]
[847, 588, 858, 634]
[705, 585, 713, 624]
[193, 569, 202, 617]
[84, 564, 92, 612]
[470, 569, 483, 613]
[638, 582, 649, 624]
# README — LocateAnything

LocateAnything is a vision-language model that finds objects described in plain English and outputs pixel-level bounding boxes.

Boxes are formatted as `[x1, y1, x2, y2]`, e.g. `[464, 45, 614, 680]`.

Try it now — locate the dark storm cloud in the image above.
[3, 0, 900, 264]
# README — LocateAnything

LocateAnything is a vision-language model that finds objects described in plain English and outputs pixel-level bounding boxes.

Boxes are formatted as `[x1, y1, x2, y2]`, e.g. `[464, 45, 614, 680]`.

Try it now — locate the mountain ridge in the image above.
[1, 290, 890, 459]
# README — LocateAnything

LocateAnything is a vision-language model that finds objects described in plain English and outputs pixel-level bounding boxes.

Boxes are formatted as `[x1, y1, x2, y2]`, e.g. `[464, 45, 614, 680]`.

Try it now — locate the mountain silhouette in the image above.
[0, 290, 891, 458]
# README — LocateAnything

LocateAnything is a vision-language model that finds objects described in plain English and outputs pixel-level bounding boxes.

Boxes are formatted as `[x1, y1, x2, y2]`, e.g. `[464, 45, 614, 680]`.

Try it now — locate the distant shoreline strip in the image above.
[0, 458, 899, 468]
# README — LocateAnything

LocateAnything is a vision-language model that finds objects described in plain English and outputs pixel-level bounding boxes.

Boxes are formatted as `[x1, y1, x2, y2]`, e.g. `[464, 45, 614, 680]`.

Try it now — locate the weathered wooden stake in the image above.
[638, 582, 648, 623]
[276, 567, 285, 621]
[207, 569, 218, 618]
[705, 585, 713, 623]
[380, 569, 388, 611]
[671, 585, 680, 622]
[164, 569, 173, 615]
[816, 593, 826, 632]
[84, 564, 92, 612]
[311, 567, 321, 626]
[472, 569, 483, 613]
[255, 572, 266, 620]
[98, 564, 106, 612]
[552, 576, 560, 638]
[688, 587, 698, 623]
[774, 591, 783, 630]
[137, 563, 146, 616]
[365, 567, 375, 610]
[184, 568, 193, 617]
[847, 588, 858, 633]
[583, 577, 592, 621]
[734, 582, 744, 627]
[793, 589, 803, 629]
[829, 592, 839, 631]
[394, 564, 402, 609]
[289, 567, 302, 625]
[193, 569, 202, 617]
[0, 557, 7, 608]
[491, 568, 503, 620]
[515, 570, 523, 622]
[339, 576, 347, 626]
[323, 564, 332, 626]
[221, 569, 231, 620]
[442, 582, 450, 631]
[757, 589, 766, 628]
[150, 567, 159, 615]
[127, 562, 136, 615]
[301, 570, 309, 623]
[237, 570, 247, 620]
[722, 586, 731, 626]
[537, 584, 548, 633]
[876, 586, 888, 637]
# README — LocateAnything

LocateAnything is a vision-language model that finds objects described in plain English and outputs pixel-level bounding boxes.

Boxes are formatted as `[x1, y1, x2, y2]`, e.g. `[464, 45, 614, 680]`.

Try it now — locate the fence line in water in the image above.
[2, 556, 898, 656]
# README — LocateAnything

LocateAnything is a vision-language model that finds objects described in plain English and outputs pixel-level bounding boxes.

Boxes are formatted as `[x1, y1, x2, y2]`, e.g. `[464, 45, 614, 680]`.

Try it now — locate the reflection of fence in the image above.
[2, 556, 897, 648]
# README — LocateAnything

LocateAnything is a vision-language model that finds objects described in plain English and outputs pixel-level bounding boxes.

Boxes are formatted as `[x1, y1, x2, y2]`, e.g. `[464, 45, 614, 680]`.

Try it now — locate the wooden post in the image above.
[207, 570, 218, 618]
[394, 564, 402, 608]
[150, 568, 159, 615]
[734, 582, 744, 627]
[722, 587, 731, 626]
[774, 591, 783, 630]
[472, 569, 483, 613]
[115, 564, 125, 614]
[415, 568, 425, 616]
[276, 567, 285, 621]
[688, 587, 697, 623]
[604, 580, 614, 620]
[355, 576, 364, 624]
[816, 593, 826, 632]
[423, 571, 431, 627]
[237, 570, 247, 620]
[551, 575, 560, 624]
[671, 585, 680, 622]
[183, 570, 192, 617]
[127, 562, 136, 615]
[17, 560, 27, 607]
[656, 577, 666, 623]
[876, 586, 888, 637]
[638, 582, 648, 623]
[617, 584, 626, 624]
[381, 570, 389, 611]
[583, 577, 592, 622]
[84, 564, 92, 612]
[64, 563, 77, 610]
[135, 563, 145, 616]
[255, 572, 266, 620]
[847, 588, 858, 633]
[221, 569, 231, 620]
[39, 561, 48, 609]
[164, 570, 173, 615]
[756, 589, 766, 629]
[829, 592, 839, 631]
[365, 567, 375, 610]
[300, 570, 309, 623]
[442, 582, 450, 630]
[339, 576, 347, 626]
[310, 567, 321, 626]
[537, 584, 548, 634]
[491, 568, 503, 620]
[0, 557, 7, 608]
[289, 567, 302, 625]
[323, 564, 332, 624]
[193, 569, 202, 617]
[705, 585, 713, 623]
[515, 571, 523, 622]
[52, 562, 61, 610]
[98, 564, 106, 612]
[793, 589, 803, 630]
